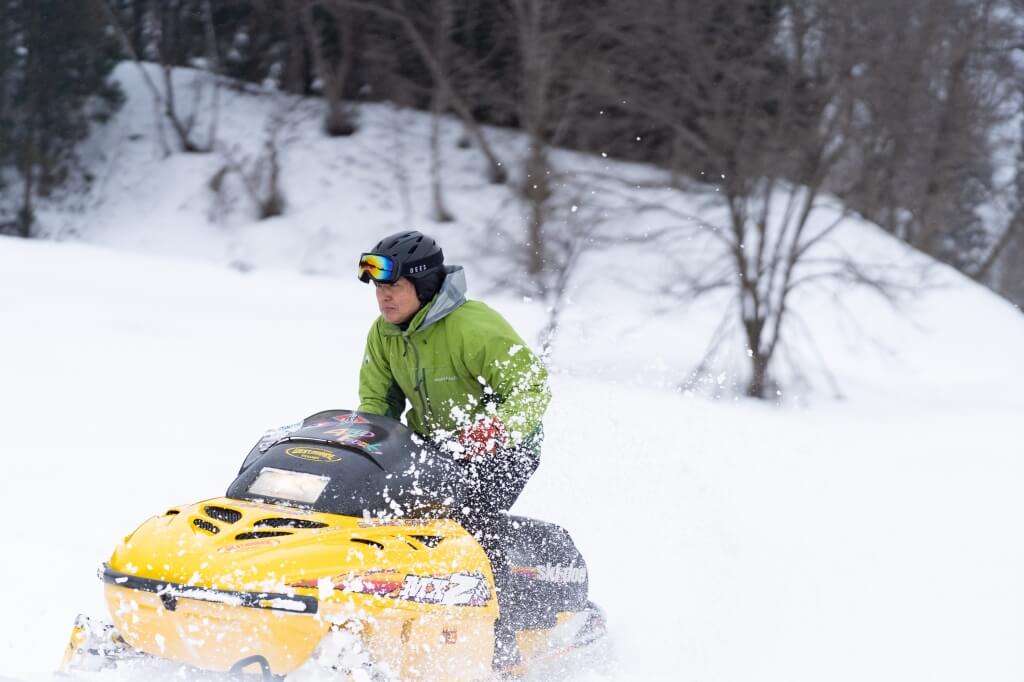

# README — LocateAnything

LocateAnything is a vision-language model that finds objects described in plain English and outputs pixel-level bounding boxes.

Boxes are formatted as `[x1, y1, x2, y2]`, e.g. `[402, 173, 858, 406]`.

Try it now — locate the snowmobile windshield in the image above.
[225, 410, 459, 517]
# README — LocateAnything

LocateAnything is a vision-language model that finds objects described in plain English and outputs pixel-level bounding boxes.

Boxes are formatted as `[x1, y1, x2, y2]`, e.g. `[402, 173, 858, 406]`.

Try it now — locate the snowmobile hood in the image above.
[107, 497, 487, 598]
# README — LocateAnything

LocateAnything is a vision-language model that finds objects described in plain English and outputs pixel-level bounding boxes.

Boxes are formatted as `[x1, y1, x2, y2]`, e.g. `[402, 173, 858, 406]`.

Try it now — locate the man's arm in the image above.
[468, 311, 551, 444]
[357, 322, 406, 420]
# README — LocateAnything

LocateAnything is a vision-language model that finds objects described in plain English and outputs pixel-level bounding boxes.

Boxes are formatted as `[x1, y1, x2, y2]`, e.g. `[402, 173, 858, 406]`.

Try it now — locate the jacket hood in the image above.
[419, 265, 466, 331]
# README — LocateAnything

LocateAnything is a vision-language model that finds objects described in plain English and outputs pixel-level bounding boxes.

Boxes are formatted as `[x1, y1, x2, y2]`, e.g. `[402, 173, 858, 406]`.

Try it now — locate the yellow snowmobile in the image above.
[62, 410, 605, 680]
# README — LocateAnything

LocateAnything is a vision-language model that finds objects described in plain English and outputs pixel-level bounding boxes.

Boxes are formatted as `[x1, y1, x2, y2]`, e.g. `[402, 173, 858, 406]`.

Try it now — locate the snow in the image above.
[1, 63, 1024, 681]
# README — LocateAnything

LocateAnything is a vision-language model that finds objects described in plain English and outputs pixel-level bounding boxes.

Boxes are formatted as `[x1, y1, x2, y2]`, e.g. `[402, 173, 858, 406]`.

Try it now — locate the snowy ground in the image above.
[2, 236, 1023, 682]
[1, 63, 1024, 681]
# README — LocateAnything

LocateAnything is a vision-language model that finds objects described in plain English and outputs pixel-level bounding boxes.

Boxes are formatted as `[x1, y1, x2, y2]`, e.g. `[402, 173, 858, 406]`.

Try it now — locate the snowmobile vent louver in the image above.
[410, 535, 445, 548]
[235, 531, 292, 540]
[192, 518, 219, 534]
[203, 506, 242, 523]
[254, 517, 328, 529]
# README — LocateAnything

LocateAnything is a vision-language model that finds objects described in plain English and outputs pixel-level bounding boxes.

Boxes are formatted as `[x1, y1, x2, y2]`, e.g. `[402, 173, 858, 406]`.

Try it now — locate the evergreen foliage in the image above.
[0, 0, 124, 236]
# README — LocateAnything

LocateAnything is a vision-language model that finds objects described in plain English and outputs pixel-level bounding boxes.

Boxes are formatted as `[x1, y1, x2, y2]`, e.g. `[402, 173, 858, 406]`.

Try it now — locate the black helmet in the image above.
[358, 231, 446, 301]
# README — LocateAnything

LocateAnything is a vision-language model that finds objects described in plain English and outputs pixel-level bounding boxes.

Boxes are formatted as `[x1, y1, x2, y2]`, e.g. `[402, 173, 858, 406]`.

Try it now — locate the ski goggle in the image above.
[357, 253, 399, 284]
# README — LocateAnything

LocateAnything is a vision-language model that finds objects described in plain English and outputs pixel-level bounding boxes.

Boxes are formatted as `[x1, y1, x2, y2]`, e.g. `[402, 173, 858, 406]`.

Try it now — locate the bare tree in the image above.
[200, 0, 221, 148]
[299, 0, 358, 136]
[600, 0, 921, 398]
[428, 0, 455, 223]
[96, 0, 216, 153]
[328, 0, 508, 184]
[494, 0, 597, 294]
[209, 101, 292, 221]
[833, 0, 1018, 273]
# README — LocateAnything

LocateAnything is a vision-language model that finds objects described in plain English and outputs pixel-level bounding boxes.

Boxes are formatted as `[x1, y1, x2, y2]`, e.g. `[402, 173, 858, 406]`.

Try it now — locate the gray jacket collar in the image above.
[418, 265, 467, 331]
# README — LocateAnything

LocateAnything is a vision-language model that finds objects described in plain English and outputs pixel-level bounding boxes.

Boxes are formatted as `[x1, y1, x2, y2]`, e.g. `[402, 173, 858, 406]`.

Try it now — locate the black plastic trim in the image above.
[100, 564, 318, 614]
[254, 517, 329, 529]
[235, 530, 292, 540]
[204, 505, 243, 524]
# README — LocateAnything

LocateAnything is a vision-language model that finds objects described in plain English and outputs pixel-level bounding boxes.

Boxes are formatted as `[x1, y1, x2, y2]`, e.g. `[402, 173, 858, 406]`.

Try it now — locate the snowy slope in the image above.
[35, 63, 1024, 405]
[2, 237, 1023, 682]
[1, 63, 1023, 681]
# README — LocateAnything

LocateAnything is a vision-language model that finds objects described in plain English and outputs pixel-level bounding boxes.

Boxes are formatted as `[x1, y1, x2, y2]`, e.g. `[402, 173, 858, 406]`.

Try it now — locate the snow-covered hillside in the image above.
[2, 64, 1024, 681]
[32, 64, 1024, 405]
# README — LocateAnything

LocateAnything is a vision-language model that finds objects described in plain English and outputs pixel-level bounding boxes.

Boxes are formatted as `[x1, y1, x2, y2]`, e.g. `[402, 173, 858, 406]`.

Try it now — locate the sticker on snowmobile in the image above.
[511, 564, 588, 584]
[257, 421, 303, 452]
[318, 427, 384, 454]
[285, 447, 341, 463]
[331, 413, 372, 424]
[218, 538, 282, 553]
[398, 572, 490, 606]
[357, 518, 435, 528]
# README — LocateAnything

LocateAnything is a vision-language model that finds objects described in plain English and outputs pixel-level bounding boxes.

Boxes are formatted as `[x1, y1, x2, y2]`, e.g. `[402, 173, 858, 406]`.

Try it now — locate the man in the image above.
[356, 230, 551, 670]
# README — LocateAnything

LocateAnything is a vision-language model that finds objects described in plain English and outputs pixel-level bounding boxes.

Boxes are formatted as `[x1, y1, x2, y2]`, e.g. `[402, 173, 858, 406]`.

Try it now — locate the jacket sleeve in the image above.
[465, 309, 551, 444]
[357, 322, 406, 420]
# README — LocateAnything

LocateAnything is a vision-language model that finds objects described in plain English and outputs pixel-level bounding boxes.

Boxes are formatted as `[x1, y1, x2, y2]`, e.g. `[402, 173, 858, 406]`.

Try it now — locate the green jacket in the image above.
[358, 267, 550, 444]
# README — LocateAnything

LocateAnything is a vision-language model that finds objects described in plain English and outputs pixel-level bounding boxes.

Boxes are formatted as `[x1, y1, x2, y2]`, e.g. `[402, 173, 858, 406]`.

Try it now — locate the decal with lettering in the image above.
[285, 447, 341, 463]
[511, 564, 588, 584]
[398, 572, 491, 606]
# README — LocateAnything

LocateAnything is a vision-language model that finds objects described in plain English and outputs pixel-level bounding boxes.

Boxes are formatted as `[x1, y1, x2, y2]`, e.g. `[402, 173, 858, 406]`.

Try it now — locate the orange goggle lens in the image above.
[358, 253, 397, 283]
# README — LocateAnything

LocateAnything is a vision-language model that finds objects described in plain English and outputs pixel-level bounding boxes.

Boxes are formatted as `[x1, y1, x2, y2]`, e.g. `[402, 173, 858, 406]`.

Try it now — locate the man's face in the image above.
[375, 276, 421, 325]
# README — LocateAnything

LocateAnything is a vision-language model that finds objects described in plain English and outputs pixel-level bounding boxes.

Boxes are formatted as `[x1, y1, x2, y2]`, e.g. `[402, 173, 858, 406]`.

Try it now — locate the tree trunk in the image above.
[330, 0, 506, 183]
[130, 0, 146, 58]
[746, 350, 769, 399]
[301, 2, 356, 137]
[913, 50, 968, 255]
[19, 144, 34, 238]
[283, 0, 309, 94]
[430, 91, 454, 223]
[524, 143, 550, 282]
[743, 315, 768, 399]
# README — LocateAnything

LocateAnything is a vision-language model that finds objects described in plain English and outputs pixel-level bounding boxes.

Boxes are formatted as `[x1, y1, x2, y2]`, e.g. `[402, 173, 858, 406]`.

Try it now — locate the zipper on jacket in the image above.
[404, 333, 431, 416]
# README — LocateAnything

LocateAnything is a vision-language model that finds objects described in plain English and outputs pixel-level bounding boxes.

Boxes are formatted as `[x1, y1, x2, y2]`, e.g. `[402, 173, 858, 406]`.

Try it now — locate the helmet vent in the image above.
[254, 517, 328, 530]
[193, 518, 220, 535]
[350, 537, 385, 551]
[165, 509, 180, 516]
[204, 506, 242, 524]
[235, 531, 293, 541]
